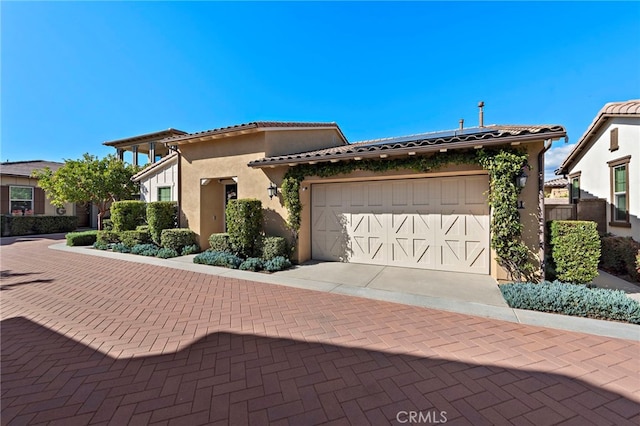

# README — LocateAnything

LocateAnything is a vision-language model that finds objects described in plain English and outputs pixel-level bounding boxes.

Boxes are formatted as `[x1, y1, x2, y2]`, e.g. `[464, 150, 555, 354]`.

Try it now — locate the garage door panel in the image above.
[312, 176, 490, 274]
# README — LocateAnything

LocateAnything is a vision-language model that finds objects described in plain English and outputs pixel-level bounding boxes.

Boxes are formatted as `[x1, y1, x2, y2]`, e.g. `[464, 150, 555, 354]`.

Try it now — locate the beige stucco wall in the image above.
[179, 133, 291, 248]
[264, 128, 345, 157]
[0, 176, 75, 216]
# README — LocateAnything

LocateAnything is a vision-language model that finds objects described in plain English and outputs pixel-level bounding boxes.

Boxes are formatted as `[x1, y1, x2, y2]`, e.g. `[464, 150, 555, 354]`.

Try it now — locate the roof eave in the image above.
[249, 130, 566, 168]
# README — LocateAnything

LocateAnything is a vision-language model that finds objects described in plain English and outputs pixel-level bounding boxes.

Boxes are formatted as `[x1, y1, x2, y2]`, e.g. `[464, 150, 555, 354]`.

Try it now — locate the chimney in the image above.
[459, 119, 464, 130]
[478, 101, 485, 128]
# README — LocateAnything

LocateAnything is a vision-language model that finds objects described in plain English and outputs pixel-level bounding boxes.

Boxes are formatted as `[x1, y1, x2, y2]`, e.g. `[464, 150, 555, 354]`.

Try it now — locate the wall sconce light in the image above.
[516, 170, 528, 189]
[268, 182, 278, 199]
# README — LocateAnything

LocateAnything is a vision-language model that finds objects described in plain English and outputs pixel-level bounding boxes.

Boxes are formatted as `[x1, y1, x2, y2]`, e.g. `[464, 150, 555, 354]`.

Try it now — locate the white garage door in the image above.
[311, 176, 490, 274]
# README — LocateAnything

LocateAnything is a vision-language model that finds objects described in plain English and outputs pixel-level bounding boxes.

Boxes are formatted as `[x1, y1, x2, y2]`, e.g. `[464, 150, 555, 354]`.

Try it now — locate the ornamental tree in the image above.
[33, 153, 140, 230]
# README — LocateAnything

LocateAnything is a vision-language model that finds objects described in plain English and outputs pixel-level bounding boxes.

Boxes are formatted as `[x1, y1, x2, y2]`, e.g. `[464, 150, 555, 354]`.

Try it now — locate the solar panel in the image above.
[364, 127, 497, 147]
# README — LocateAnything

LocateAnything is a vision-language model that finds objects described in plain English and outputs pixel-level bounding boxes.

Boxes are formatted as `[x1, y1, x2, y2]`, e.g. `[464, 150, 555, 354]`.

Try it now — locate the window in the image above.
[608, 156, 631, 227]
[157, 187, 172, 202]
[610, 128, 619, 151]
[10, 186, 34, 215]
[569, 173, 580, 204]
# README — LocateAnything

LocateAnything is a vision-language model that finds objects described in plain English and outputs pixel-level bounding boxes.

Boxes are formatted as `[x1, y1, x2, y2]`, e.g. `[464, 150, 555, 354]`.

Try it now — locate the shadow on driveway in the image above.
[2, 317, 638, 425]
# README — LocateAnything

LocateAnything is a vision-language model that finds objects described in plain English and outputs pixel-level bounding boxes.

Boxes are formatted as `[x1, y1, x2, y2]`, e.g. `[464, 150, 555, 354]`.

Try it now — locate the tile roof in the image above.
[544, 177, 568, 187]
[249, 124, 566, 167]
[1, 160, 64, 177]
[162, 121, 348, 145]
[104, 129, 188, 147]
[557, 99, 640, 174]
[132, 151, 178, 181]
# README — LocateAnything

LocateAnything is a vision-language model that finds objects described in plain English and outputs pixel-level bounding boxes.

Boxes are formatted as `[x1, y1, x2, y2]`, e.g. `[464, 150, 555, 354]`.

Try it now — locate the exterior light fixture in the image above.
[268, 182, 278, 199]
[516, 170, 528, 188]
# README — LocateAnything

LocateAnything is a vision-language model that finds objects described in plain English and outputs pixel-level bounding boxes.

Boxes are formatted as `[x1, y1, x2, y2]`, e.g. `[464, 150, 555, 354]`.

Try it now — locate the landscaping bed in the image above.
[500, 281, 640, 324]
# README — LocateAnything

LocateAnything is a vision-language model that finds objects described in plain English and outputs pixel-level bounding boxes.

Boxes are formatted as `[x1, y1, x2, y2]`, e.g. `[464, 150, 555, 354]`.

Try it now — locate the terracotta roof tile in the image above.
[544, 177, 568, 187]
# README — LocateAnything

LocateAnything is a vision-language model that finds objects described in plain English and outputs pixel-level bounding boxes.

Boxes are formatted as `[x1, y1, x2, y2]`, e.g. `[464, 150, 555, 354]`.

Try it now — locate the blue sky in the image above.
[2, 2, 639, 179]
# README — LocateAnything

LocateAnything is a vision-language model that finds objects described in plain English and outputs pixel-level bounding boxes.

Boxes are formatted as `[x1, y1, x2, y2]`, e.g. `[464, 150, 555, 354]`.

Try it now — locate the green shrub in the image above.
[110, 200, 147, 231]
[226, 199, 263, 258]
[131, 244, 159, 256]
[637, 250, 640, 277]
[193, 251, 243, 269]
[262, 236, 289, 260]
[549, 221, 600, 284]
[208, 233, 233, 253]
[161, 228, 196, 252]
[112, 243, 131, 253]
[66, 230, 98, 246]
[136, 225, 150, 232]
[147, 201, 177, 244]
[500, 281, 640, 324]
[239, 257, 264, 272]
[264, 256, 292, 272]
[3, 215, 77, 237]
[600, 235, 640, 282]
[156, 247, 179, 259]
[120, 230, 151, 248]
[102, 218, 114, 231]
[181, 244, 200, 256]
[93, 241, 110, 250]
[96, 231, 121, 245]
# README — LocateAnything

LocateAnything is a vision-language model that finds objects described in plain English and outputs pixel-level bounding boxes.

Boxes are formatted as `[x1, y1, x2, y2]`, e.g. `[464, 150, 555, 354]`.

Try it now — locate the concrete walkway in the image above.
[1, 235, 639, 425]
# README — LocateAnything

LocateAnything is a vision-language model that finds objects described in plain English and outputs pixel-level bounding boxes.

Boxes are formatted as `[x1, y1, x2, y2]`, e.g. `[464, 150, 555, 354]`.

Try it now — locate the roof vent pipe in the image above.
[478, 101, 485, 128]
[459, 119, 464, 130]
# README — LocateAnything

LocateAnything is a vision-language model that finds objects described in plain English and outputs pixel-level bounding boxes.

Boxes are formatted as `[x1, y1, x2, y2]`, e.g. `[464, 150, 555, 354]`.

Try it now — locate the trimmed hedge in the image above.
[110, 201, 147, 231]
[147, 201, 177, 245]
[208, 233, 232, 253]
[226, 199, 263, 258]
[66, 230, 98, 246]
[120, 230, 151, 248]
[96, 231, 121, 246]
[549, 220, 600, 284]
[262, 236, 289, 260]
[2, 215, 77, 237]
[600, 235, 640, 282]
[161, 228, 197, 252]
[500, 281, 640, 324]
[193, 251, 243, 269]
[102, 219, 114, 231]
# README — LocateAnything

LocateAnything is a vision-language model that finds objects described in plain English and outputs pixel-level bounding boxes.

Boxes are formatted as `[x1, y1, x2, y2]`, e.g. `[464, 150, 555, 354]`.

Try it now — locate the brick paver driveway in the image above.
[1, 235, 639, 425]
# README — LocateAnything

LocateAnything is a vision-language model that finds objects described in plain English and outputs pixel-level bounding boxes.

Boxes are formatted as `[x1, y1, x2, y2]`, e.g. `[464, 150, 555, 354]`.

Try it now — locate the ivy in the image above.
[282, 148, 534, 281]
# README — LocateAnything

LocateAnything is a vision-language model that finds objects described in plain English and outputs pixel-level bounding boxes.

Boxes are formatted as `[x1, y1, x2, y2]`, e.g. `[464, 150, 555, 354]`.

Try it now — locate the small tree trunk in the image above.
[97, 210, 105, 231]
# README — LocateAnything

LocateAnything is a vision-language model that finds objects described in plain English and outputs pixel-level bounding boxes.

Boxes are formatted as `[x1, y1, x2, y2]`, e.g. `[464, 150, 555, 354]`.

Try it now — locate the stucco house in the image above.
[544, 177, 569, 203]
[0, 161, 79, 222]
[557, 100, 639, 240]
[149, 119, 566, 281]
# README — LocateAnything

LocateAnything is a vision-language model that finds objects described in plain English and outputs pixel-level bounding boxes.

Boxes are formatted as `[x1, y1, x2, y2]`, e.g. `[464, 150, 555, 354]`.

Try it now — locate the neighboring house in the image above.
[147, 120, 567, 282]
[0, 160, 78, 221]
[132, 151, 178, 202]
[544, 177, 569, 203]
[557, 100, 639, 239]
[103, 128, 187, 166]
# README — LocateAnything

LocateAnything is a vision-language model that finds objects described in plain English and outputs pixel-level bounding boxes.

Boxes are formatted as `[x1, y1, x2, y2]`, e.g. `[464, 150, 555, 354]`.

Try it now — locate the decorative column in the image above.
[132, 145, 139, 167]
[149, 142, 156, 164]
[116, 149, 124, 161]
